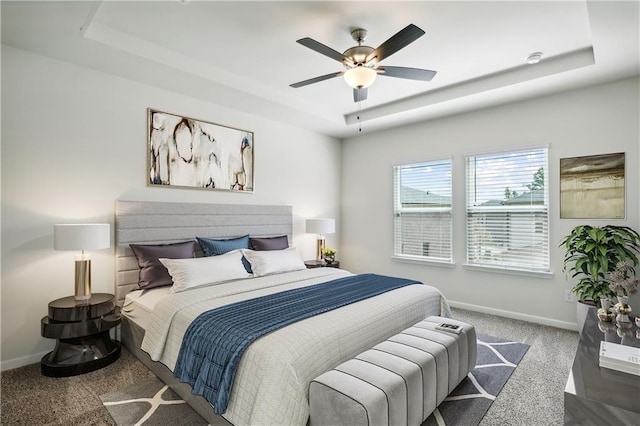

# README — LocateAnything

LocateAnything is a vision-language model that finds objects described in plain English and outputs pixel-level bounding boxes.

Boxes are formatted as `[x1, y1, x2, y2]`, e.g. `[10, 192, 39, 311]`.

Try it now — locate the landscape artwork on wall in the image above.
[147, 108, 254, 192]
[560, 152, 625, 219]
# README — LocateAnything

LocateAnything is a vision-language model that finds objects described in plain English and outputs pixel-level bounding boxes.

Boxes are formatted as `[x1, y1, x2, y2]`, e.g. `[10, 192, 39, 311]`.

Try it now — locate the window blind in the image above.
[393, 160, 452, 262]
[465, 148, 549, 272]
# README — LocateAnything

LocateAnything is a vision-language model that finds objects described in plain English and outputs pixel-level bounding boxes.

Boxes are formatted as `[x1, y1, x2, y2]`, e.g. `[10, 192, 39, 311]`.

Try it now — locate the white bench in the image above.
[309, 316, 477, 426]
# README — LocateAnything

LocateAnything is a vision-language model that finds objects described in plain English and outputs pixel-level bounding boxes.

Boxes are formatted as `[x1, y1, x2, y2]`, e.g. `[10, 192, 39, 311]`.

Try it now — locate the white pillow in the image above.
[242, 246, 306, 277]
[159, 249, 251, 293]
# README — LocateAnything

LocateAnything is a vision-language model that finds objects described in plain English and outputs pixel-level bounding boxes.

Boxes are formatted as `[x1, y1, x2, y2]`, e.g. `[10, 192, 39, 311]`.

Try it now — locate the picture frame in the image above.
[560, 152, 625, 219]
[147, 108, 254, 192]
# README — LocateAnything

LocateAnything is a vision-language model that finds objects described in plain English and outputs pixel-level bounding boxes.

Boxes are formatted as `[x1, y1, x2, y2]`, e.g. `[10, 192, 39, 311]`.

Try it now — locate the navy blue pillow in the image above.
[197, 235, 249, 256]
[196, 235, 252, 272]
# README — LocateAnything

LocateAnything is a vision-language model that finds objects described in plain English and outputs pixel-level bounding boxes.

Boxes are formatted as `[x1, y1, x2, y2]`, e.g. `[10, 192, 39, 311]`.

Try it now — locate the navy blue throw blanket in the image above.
[173, 273, 420, 414]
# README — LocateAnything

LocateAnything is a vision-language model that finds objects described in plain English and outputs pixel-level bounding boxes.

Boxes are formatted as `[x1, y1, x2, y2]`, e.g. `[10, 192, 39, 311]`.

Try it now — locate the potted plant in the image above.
[322, 247, 337, 265]
[608, 260, 639, 324]
[560, 225, 640, 309]
[609, 260, 640, 298]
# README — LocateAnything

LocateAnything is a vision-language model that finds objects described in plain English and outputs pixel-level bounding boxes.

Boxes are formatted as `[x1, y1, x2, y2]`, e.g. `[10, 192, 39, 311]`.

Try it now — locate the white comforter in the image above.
[141, 268, 451, 425]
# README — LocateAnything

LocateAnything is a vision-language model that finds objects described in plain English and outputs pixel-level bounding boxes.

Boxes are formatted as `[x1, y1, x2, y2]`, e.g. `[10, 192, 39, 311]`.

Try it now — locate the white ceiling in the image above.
[2, 1, 638, 138]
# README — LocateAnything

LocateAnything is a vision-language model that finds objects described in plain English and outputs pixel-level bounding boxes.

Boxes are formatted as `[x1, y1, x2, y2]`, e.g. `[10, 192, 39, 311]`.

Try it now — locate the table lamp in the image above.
[54, 223, 111, 301]
[306, 218, 335, 261]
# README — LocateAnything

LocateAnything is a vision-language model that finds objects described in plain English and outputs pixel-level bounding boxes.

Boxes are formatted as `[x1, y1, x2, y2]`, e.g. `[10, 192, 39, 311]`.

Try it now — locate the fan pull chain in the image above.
[357, 102, 362, 132]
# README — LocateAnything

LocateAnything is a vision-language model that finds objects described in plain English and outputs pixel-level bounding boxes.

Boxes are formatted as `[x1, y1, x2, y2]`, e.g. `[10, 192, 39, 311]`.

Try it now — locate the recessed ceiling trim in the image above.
[345, 46, 595, 126]
[79, 1, 102, 35]
[4, 0, 631, 139]
[83, 20, 340, 125]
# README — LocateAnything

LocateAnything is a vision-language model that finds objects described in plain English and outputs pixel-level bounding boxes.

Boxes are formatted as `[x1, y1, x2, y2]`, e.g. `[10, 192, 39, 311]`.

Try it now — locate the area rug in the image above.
[422, 333, 530, 426]
[101, 333, 528, 426]
[100, 377, 208, 426]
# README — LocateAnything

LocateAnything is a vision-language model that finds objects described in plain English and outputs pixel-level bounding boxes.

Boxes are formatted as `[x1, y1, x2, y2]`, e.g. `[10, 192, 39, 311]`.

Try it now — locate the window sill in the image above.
[463, 263, 553, 279]
[391, 255, 455, 268]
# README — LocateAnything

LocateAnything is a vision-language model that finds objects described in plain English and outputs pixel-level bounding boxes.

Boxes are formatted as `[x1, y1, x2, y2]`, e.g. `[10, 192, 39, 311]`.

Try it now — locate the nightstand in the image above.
[305, 260, 340, 269]
[41, 293, 121, 377]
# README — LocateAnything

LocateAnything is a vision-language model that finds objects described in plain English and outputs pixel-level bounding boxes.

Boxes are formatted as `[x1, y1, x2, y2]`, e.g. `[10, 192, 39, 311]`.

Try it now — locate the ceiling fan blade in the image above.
[353, 87, 368, 102]
[290, 71, 344, 88]
[377, 66, 437, 81]
[297, 37, 348, 63]
[366, 24, 425, 64]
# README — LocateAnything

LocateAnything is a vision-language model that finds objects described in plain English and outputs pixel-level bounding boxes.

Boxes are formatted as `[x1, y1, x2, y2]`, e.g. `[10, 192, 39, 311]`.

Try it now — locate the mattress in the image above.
[122, 287, 171, 330]
[129, 267, 451, 425]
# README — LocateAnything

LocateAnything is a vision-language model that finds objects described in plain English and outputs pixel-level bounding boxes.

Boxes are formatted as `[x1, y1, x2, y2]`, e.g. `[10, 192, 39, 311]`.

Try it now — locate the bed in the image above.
[115, 200, 451, 425]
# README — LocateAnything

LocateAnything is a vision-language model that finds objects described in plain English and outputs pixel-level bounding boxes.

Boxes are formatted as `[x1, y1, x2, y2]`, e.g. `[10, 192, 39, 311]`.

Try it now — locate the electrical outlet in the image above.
[564, 289, 577, 303]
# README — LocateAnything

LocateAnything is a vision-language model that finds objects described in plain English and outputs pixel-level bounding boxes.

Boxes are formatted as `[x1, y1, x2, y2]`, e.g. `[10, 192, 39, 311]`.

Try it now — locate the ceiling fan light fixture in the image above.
[344, 66, 377, 89]
[291, 24, 433, 102]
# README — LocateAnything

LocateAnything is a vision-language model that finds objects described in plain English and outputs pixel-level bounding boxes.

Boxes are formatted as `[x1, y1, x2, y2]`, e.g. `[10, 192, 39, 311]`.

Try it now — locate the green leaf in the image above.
[561, 224, 640, 302]
[598, 245, 607, 257]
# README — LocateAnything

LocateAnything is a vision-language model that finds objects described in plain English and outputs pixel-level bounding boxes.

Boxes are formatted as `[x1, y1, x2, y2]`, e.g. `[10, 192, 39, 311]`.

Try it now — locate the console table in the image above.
[564, 307, 639, 425]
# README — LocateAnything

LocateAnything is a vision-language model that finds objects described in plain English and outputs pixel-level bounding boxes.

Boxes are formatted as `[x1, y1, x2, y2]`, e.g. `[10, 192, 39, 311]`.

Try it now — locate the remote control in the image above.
[435, 322, 462, 334]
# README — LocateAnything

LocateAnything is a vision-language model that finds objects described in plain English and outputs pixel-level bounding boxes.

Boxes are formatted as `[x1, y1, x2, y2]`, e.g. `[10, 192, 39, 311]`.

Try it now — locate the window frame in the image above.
[464, 147, 551, 277]
[392, 158, 454, 266]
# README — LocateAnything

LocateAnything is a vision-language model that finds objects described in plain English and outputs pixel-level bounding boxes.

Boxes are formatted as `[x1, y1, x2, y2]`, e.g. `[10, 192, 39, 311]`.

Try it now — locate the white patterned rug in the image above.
[101, 333, 528, 426]
[100, 377, 208, 426]
[422, 333, 530, 426]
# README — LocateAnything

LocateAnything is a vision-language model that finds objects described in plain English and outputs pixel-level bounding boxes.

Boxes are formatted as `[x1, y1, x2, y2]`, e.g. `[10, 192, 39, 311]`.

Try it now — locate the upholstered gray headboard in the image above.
[115, 200, 293, 305]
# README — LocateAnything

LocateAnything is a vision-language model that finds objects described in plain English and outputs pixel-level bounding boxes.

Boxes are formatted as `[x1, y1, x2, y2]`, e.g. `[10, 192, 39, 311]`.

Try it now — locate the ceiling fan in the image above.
[290, 24, 437, 102]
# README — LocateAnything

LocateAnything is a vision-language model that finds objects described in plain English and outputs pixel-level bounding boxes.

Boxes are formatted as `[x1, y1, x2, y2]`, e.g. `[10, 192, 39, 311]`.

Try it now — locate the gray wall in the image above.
[2, 42, 638, 369]
[0, 45, 342, 369]
[341, 77, 640, 330]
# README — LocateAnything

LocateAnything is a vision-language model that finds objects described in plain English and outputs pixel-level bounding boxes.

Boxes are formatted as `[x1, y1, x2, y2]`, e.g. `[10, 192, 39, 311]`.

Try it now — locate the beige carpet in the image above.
[451, 308, 579, 425]
[1, 349, 155, 425]
[1, 308, 578, 425]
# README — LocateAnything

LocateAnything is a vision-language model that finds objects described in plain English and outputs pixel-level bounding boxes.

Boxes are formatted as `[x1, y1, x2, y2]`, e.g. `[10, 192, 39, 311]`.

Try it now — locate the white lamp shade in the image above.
[344, 66, 377, 89]
[54, 223, 111, 251]
[306, 218, 335, 235]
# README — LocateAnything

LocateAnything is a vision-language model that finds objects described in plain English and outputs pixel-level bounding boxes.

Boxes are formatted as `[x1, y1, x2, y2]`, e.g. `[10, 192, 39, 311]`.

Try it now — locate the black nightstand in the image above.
[41, 293, 121, 377]
[305, 260, 340, 269]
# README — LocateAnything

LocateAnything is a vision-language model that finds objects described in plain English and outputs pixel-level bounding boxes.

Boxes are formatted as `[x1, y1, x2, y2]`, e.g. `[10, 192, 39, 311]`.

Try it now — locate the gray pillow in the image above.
[130, 241, 196, 289]
[249, 235, 289, 251]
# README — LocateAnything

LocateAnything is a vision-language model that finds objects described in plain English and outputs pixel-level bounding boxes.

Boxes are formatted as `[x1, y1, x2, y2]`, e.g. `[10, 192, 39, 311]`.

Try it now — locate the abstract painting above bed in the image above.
[147, 108, 254, 192]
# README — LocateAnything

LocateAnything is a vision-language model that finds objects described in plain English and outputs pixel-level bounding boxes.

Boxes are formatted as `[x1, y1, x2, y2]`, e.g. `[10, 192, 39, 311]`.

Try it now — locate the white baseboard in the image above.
[1, 351, 49, 372]
[448, 300, 579, 332]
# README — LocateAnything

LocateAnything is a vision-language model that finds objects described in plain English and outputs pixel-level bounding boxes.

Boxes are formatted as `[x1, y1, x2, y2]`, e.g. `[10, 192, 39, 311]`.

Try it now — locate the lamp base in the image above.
[74, 256, 92, 301]
[316, 237, 325, 262]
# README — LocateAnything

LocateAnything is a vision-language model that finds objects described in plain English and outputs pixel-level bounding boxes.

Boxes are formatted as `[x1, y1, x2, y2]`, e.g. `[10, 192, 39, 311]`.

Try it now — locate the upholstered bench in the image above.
[309, 316, 477, 426]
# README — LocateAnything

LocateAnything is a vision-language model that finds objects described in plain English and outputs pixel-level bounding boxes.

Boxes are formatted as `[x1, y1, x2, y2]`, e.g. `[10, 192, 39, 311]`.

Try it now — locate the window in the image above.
[465, 148, 549, 273]
[393, 159, 452, 263]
